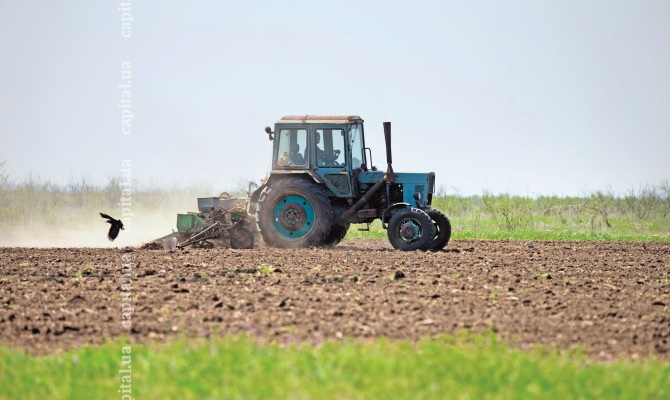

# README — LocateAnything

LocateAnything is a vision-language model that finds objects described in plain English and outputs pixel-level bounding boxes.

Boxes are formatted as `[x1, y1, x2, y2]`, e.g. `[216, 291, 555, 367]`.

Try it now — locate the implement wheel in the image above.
[256, 178, 334, 248]
[387, 208, 436, 251]
[229, 227, 254, 249]
[426, 209, 452, 250]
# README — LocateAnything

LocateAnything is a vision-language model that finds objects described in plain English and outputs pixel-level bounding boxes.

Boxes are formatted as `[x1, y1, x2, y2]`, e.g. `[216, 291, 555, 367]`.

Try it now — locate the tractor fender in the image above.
[248, 184, 266, 215]
[249, 172, 324, 215]
[381, 202, 411, 229]
[267, 170, 324, 184]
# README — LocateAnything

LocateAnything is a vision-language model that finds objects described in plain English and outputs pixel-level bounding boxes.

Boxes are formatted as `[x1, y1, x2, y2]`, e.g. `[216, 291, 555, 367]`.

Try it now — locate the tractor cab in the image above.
[268, 115, 367, 197]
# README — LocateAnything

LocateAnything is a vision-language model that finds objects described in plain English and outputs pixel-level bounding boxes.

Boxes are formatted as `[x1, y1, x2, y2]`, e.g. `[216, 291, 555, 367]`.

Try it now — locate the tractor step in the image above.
[357, 209, 378, 218]
[358, 222, 371, 232]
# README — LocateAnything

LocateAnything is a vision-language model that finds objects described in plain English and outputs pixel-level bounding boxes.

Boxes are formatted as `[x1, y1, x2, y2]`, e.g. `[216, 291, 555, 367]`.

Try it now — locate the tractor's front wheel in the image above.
[426, 209, 452, 250]
[387, 208, 436, 251]
[256, 178, 334, 248]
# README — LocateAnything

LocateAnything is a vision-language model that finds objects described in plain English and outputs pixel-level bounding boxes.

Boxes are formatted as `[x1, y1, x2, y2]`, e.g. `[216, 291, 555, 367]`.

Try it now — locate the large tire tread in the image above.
[256, 178, 334, 248]
[426, 209, 452, 250]
[323, 223, 350, 247]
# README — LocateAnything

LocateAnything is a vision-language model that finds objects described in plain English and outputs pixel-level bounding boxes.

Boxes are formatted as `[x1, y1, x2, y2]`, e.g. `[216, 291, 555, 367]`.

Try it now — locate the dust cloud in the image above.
[0, 212, 178, 248]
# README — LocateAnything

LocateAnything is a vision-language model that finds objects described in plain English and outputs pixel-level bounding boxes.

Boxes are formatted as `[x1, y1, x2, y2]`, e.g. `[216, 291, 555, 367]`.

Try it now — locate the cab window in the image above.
[315, 129, 345, 167]
[349, 123, 365, 169]
[276, 129, 307, 167]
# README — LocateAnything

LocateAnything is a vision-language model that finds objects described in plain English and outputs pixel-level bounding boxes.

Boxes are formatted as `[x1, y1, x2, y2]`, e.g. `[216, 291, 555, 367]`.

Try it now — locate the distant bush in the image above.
[482, 192, 534, 231]
[428, 182, 670, 241]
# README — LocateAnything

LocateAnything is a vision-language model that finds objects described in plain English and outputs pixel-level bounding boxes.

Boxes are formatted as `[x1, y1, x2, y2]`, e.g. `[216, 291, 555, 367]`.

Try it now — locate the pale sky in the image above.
[1, 0, 668, 196]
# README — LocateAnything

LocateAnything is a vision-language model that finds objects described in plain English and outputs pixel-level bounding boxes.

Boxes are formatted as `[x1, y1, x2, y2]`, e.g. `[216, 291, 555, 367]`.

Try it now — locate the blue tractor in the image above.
[250, 115, 451, 251]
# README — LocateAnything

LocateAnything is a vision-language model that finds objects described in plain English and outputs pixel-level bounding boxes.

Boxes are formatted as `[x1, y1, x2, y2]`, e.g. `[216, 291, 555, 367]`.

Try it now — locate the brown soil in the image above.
[1, 239, 668, 359]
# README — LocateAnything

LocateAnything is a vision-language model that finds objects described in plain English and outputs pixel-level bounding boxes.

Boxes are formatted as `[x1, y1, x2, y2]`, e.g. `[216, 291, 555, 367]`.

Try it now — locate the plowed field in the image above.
[1, 240, 668, 359]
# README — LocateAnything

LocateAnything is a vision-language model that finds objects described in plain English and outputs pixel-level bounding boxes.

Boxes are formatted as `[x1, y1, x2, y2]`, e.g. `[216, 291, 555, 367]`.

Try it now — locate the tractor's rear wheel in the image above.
[256, 178, 334, 248]
[387, 208, 436, 251]
[323, 204, 349, 247]
[323, 223, 350, 247]
[426, 209, 452, 251]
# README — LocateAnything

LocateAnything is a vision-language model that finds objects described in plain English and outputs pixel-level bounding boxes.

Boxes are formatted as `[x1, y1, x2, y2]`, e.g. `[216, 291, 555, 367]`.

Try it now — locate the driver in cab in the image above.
[315, 131, 341, 167]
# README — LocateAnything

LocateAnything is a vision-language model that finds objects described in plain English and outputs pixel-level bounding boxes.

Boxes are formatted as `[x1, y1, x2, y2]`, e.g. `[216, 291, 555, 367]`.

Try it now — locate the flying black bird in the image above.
[100, 213, 124, 241]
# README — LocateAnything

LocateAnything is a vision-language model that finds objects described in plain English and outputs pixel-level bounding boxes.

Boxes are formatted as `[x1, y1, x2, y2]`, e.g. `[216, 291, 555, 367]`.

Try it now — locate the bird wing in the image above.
[100, 212, 113, 221]
[108, 224, 120, 241]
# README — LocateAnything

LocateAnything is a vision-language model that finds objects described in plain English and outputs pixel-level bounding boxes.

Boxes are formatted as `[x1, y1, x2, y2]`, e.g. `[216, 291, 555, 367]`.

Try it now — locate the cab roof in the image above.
[276, 115, 363, 124]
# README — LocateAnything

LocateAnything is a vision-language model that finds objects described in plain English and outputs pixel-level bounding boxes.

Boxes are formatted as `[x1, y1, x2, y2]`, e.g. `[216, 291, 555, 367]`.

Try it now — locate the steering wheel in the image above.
[320, 149, 341, 166]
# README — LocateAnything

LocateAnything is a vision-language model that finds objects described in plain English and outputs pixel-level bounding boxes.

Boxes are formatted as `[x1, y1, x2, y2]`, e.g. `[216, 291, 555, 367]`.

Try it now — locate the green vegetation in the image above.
[0, 334, 667, 400]
[350, 185, 670, 242]
[1, 161, 669, 242]
[256, 264, 274, 275]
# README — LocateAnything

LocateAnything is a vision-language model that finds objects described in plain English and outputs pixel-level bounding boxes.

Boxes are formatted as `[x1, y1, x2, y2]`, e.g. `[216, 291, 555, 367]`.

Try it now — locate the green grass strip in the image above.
[346, 220, 670, 242]
[0, 334, 667, 400]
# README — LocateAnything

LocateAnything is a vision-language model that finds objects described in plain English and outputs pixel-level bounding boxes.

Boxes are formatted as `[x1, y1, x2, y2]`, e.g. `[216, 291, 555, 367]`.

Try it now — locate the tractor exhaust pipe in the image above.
[383, 122, 394, 183]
